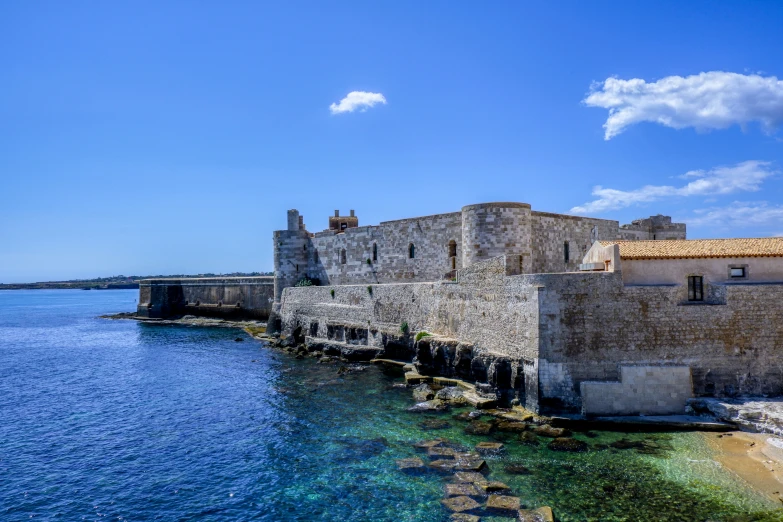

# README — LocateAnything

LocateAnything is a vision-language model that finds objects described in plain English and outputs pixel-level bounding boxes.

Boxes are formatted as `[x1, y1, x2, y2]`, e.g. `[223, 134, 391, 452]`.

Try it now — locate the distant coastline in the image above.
[0, 272, 272, 291]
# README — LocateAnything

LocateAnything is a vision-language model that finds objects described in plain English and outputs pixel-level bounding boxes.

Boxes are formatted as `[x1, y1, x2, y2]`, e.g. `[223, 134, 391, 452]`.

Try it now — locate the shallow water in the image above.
[1, 290, 782, 521]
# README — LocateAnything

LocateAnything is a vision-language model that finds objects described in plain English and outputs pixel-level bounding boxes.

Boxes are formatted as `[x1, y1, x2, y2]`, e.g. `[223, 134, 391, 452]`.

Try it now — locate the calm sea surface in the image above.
[1, 290, 782, 521]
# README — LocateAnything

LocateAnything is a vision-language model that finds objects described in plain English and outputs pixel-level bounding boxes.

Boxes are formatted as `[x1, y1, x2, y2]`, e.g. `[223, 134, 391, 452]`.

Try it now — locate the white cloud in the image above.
[329, 91, 387, 114]
[685, 201, 783, 229]
[584, 72, 783, 140]
[571, 161, 776, 214]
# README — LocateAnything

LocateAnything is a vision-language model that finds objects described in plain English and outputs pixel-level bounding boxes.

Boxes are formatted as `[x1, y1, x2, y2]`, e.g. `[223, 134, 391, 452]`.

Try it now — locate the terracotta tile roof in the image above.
[598, 238, 783, 260]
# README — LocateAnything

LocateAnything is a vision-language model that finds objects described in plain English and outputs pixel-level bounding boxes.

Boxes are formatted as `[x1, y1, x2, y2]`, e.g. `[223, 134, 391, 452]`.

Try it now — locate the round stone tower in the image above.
[461, 202, 532, 269]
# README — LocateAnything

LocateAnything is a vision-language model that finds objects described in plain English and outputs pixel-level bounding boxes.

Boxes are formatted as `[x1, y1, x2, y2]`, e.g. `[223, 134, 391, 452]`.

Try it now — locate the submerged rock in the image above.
[464, 420, 494, 435]
[412, 383, 435, 402]
[454, 456, 487, 472]
[452, 412, 473, 421]
[518, 506, 555, 522]
[475, 441, 504, 454]
[441, 495, 481, 513]
[453, 471, 487, 483]
[395, 458, 425, 471]
[518, 431, 539, 445]
[486, 494, 521, 513]
[609, 438, 646, 450]
[408, 400, 450, 413]
[532, 424, 571, 438]
[427, 446, 458, 459]
[547, 437, 588, 452]
[449, 514, 480, 522]
[414, 438, 446, 450]
[476, 481, 510, 493]
[430, 459, 458, 471]
[496, 421, 527, 433]
[444, 482, 483, 498]
[503, 463, 532, 475]
[420, 418, 451, 430]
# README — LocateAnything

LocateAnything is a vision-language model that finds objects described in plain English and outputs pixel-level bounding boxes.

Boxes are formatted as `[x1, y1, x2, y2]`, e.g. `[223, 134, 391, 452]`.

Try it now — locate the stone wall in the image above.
[279, 255, 783, 415]
[529, 211, 620, 273]
[622, 256, 783, 285]
[580, 366, 693, 416]
[273, 202, 676, 306]
[137, 277, 274, 320]
[535, 272, 783, 411]
[305, 211, 463, 287]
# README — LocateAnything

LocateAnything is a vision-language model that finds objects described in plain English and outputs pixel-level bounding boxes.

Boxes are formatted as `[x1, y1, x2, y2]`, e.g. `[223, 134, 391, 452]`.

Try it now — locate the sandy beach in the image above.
[707, 430, 783, 504]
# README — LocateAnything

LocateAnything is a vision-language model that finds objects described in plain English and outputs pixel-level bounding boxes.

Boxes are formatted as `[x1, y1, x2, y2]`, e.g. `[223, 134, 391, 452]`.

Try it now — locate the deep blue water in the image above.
[1, 290, 782, 521]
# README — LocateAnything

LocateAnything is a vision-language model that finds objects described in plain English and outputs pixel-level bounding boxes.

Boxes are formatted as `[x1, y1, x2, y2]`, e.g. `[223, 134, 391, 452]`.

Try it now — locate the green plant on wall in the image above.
[367, 285, 373, 295]
[400, 321, 409, 334]
[366, 258, 372, 265]
[414, 331, 432, 342]
[330, 288, 335, 298]
[295, 277, 313, 287]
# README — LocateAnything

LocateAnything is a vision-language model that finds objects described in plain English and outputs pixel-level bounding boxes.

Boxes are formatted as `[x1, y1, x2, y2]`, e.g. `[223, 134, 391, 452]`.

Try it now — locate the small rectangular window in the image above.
[687, 276, 704, 302]
[730, 267, 745, 278]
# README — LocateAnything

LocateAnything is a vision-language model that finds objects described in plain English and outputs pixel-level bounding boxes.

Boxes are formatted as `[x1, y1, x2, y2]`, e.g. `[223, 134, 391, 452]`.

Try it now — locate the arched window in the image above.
[314, 250, 319, 264]
[372, 243, 378, 262]
[408, 243, 415, 259]
[340, 249, 346, 264]
[564, 241, 570, 263]
[303, 244, 307, 252]
[448, 240, 457, 258]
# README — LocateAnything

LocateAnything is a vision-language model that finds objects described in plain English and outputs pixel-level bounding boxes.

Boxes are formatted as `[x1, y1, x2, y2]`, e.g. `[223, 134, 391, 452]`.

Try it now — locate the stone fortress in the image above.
[138, 200, 783, 418]
[272, 203, 686, 304]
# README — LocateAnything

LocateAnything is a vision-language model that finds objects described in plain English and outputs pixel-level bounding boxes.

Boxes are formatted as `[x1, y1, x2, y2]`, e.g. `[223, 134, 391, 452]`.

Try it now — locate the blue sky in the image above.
[2, 1, 783, 282]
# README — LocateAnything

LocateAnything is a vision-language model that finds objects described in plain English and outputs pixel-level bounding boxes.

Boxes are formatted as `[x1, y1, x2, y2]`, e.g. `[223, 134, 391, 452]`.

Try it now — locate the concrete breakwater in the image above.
[137, 277, 274, 320]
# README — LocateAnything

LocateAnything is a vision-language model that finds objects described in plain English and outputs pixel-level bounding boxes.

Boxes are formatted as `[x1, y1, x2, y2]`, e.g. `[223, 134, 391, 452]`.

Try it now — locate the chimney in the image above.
[350, 209, 355, 217]
[334, 210, 339, 217]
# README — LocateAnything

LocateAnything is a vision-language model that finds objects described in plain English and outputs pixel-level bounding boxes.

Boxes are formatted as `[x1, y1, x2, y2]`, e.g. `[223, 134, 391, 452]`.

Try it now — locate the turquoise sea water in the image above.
[1, 290, 782, 521]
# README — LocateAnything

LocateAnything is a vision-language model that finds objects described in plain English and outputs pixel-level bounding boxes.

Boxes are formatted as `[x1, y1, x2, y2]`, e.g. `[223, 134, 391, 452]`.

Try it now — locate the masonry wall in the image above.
[137, 277, 274, 320]
[529, 212, 619, 273]
[622, 257, 783, 285]
[280, 256, 783, 415]
[305, 212, 464, 287]
[280, 256, 541, 361]
[535, 272, 783, 411]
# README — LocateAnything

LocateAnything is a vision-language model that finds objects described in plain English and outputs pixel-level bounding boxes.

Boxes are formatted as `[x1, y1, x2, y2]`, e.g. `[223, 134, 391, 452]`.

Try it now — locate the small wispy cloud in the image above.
[685, 201, 783, 229]
[329, 91, 387, 115]
[571, 161, 776, 214]
[583, 72, 783, 140]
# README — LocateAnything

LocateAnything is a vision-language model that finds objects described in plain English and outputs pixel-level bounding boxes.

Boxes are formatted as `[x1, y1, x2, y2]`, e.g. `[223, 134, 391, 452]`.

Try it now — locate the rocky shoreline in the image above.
[100, 312, 268, 332]
[102, 312, 783, 518]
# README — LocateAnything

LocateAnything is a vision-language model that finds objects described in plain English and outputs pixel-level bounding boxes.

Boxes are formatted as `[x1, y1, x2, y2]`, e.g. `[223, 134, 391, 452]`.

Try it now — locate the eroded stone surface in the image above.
[408, 399, 450, 413]
[475, 441, 504, 453]
[688, 398, 783, 436]
[454, 457, 487, 472]
[465, 421, 494, 435]
[532, 424, 570, 438]
[395, 458, 425, 470]
[430, 459, 458, 471]
[444, 482, 483, 498]
[476, 481, 510, 493]
[414, 438, 446, 450]
[548, 437, 588, 452]
[454, 471, 487, 483]
[486, 494, 521, 512]
[496, 421, 527, 432]
[442, 495, 481, 513]
[449, 514, 480, 522]
[428, 446, 458, 459]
